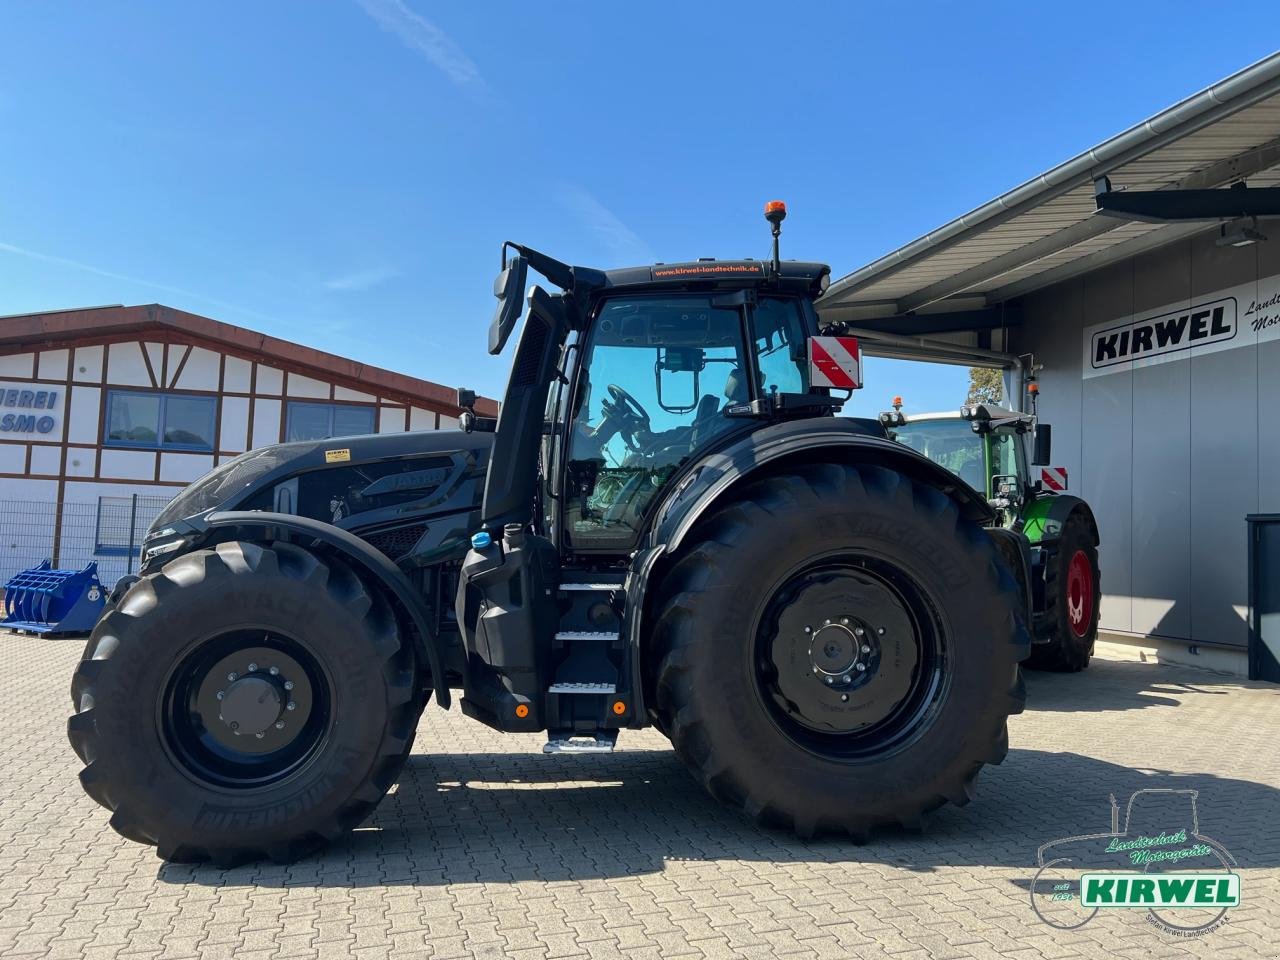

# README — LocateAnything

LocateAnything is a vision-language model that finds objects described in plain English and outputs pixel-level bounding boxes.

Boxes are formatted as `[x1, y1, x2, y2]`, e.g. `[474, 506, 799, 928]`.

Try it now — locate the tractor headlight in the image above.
[143, 537, 188, 563]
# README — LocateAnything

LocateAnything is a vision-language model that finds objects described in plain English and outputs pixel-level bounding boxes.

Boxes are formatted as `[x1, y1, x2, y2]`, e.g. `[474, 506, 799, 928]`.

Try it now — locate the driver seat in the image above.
[690, 367, 751, 447]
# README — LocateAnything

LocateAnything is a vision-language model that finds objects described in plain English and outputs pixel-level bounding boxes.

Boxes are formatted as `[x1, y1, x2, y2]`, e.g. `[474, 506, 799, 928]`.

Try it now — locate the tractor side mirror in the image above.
[1032, 423, 1052, 465]
[488, 255, 528, 355]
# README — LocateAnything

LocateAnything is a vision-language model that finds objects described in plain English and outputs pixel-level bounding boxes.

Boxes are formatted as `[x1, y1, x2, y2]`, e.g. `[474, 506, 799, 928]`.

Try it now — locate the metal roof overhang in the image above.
[817, 52, 1280, 367]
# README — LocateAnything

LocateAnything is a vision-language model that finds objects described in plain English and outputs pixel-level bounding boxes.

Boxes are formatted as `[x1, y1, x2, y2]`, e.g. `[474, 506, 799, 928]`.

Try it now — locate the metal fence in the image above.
[0, 495, 174, 589]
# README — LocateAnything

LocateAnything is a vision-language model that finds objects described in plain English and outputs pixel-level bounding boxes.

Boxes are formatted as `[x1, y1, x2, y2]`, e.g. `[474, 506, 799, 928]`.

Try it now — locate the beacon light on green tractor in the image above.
[68, 203, 1030, 865]
[881, 384, 1101, 672]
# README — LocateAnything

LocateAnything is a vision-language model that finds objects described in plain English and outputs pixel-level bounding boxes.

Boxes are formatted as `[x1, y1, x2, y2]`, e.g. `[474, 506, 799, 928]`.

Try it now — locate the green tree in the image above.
[967, 366, 1003, 405]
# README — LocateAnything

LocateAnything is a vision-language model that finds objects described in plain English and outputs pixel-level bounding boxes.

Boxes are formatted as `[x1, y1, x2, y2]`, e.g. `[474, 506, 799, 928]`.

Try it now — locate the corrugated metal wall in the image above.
[1016, 229, 1278, 649]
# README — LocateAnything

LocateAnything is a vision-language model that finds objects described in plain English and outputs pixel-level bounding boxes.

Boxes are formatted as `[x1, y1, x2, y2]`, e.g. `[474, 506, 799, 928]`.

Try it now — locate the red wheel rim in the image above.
[1066, 550, 1093, 638]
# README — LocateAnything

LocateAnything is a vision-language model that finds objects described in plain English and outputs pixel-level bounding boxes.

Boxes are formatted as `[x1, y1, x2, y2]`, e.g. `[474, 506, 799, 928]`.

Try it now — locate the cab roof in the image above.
[899, 405, 1033, 428]
[600, 259, 831, 296]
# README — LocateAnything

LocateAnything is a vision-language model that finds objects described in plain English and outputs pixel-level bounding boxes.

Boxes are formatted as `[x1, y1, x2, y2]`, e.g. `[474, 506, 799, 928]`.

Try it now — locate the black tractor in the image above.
[69, 204, 1029, 864]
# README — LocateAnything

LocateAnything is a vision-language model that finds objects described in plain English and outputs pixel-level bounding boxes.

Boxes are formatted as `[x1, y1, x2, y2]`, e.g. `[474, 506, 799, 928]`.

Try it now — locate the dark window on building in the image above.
[286, 402, 376, 441]
[105, 391, 216, 451]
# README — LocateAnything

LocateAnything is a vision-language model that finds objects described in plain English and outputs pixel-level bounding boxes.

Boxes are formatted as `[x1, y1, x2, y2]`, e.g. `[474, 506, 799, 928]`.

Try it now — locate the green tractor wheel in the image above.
[1027, 511, 1100, 672]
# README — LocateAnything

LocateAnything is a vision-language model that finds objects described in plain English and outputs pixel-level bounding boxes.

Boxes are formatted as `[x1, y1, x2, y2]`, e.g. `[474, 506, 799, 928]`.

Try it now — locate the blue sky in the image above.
[2, 3, 1276, 413]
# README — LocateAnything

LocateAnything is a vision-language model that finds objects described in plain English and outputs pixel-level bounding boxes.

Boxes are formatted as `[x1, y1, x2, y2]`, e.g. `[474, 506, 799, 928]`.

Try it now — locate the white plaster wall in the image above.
[176, 346, 221, 391]
[144, 343, 164, 380]
[224, 355, 251, 392]
[73, 345, 104, 383]
[251, 398, 281, 448]
[65, 449, 96, 478]
[67, 386, 101, 444]
[0, 353, 34, 378]
[0, 442, 25, 473]
[287, 373, 329, 398]
[256, 365, 283, 395]
[219, 396, 250, 452]
[378, 407, 405, 433]
[99, 449, 156, 481]
[409, 407, 438, 430]
[106, 342, 151, 386]
[29, 445, 61, 475]
[335, 386, 374, 402]
[37, 349, 69, 380]
[0, 476, 58, 501]
[160, 452, 214, 483]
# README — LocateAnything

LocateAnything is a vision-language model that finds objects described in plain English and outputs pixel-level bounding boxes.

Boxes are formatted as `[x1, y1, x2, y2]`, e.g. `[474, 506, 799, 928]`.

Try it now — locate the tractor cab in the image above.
[458, 202, 870, 746]
[879, 399, 1047, 526]
[479, 201, 859, 557]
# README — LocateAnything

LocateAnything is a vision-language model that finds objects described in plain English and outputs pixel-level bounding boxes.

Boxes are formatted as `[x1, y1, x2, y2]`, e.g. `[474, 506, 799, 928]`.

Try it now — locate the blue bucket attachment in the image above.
[2, 560, 106, 635]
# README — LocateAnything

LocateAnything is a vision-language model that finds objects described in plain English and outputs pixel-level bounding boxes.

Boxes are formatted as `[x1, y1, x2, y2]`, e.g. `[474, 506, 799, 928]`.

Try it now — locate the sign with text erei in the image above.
[0, 383, 63, 436]
[1082, 274, 1280, 379]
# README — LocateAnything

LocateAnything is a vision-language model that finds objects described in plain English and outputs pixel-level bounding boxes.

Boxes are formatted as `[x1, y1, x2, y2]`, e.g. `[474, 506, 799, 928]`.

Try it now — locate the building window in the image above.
[286, 401, 376, 441]
[105, 391, 216, 451]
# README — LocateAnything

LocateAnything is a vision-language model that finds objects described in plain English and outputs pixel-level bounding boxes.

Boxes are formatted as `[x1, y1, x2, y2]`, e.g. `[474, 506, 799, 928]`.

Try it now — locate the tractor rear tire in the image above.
[651, 462, 1029, 839]
[68, 541, 422, 865]
[1026, 512, 1100, 672]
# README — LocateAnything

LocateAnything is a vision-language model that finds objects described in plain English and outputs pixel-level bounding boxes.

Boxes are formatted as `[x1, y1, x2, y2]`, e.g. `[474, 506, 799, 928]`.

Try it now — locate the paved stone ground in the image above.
[2, 630, 1276, 960]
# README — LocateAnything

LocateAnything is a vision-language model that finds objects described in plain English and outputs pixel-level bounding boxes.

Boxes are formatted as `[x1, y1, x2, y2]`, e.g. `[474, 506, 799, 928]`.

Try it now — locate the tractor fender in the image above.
[204, 510, 450, 707]
[1022, 494, 1099, 548]
[648, 418, 996, 556]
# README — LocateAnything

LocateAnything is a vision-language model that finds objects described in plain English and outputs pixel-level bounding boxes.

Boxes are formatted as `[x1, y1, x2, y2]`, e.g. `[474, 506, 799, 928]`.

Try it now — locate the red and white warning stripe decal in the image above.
[808, 336, 862, 390]
[1041, 466, 1068, 492]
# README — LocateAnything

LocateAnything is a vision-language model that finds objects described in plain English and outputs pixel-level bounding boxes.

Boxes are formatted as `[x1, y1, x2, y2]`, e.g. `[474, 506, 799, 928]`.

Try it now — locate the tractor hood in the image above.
[148, 428, 493, 541]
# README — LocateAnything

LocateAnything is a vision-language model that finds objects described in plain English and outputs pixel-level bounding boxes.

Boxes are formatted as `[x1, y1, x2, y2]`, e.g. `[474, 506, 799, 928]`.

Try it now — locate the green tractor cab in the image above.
[880, 400, 1101, 672]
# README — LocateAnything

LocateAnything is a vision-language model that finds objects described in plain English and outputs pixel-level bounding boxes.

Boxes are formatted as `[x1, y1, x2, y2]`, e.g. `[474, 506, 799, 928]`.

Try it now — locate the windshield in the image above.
[894, 419, 987, 493]
[564, 294, 749, 549]
[149, 446, 291, 532]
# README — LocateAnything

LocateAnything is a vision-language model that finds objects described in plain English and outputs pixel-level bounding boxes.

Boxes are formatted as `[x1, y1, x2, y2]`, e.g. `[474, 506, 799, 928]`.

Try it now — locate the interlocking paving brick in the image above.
[2, 630, 1277, 958]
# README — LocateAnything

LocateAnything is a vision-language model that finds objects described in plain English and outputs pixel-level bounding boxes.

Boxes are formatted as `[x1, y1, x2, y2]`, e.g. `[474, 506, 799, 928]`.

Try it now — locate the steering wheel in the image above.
[602, 384, 652, 452]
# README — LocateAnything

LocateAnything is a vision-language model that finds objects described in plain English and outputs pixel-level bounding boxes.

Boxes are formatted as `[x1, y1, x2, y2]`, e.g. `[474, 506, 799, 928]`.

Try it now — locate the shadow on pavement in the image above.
[1023, 657, 1247, 713]
[157, 745, 1279, 888]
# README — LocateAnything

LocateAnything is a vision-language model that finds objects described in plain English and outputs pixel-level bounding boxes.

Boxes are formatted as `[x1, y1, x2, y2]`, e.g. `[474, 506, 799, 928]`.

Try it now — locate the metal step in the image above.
[559, 582, 623, 592]
[543, 730, 618, 754]
[547, 680, 616, 694]
[554, 630, 620, 643]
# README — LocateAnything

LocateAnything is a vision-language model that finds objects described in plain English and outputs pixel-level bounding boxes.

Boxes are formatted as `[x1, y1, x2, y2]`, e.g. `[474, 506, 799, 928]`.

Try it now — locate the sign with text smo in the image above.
[0, 383, 62, 436]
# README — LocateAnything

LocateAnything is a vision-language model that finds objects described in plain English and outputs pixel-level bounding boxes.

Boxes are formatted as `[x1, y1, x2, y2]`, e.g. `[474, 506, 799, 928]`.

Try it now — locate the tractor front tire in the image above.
[68, 541, 421, 865]
[651, 462, 1029, 839]
[1026, 512, 1100, 672]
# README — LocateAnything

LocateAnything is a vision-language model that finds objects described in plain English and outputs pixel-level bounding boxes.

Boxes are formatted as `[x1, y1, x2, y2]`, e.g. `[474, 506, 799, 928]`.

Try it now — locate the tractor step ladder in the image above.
[548, 681, 616, 694]
[544, 571, 627, 750]
[543, 730, 618, 754]
[554, 630, 619, 643]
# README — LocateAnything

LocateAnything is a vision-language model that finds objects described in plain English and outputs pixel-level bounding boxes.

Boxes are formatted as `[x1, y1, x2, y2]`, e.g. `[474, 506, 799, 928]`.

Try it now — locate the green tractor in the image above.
[879, 398, 1100, 671]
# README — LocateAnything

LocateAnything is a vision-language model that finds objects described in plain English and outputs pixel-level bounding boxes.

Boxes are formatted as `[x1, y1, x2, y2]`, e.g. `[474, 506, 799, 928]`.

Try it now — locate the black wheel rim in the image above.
[754, 554, 950, 762]
[160, 629, 332, 788]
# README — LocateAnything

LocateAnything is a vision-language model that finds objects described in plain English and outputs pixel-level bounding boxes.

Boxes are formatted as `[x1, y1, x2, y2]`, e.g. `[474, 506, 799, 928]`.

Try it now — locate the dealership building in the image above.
[820, 53, 1280, 679]
[0, 303, 494, 583]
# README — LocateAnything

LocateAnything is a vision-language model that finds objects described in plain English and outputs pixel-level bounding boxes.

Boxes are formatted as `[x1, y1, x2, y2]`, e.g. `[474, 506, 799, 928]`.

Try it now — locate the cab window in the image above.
[990, 431, 1020, 482]
[894, 419, 987, 493]
[564, 295, 748, 550]
[752, 297, 807, 396]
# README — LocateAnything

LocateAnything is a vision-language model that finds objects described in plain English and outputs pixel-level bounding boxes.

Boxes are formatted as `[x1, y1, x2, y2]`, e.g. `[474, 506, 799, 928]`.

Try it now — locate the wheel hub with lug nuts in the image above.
[161, 631, 330, 788]
[808, 618, 874, 686]
[190, 644, 314, 756]
[761, 564, 920, 737]
[218, 674, 287, 738]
